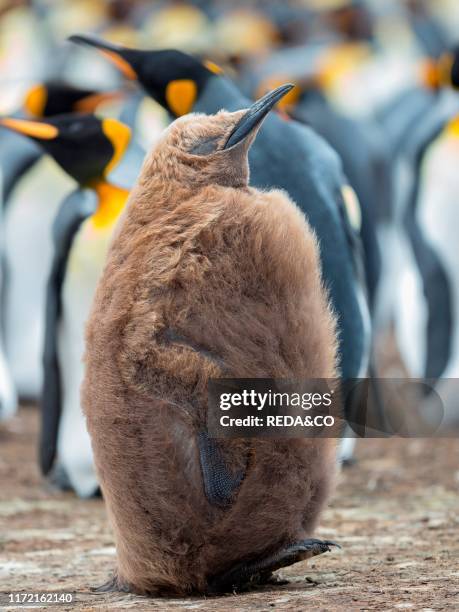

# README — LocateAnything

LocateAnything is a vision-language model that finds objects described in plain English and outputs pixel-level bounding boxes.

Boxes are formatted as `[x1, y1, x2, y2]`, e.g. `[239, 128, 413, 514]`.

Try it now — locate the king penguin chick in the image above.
[0, 113, 135, 496]
[82, 86, 340, 595]
[70, 34, 371, 386]
[1, 82, 124, 401]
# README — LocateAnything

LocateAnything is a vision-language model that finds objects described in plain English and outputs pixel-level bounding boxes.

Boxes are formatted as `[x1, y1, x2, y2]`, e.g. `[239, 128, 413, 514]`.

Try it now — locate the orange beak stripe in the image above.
[74, 90, 126, 113]
[100, 49, 138, 80]
[0, 117, 58, 139]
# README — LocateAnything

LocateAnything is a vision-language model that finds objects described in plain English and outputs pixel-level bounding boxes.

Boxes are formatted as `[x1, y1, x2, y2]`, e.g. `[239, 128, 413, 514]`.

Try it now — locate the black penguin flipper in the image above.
[407, 217, 453, 381]
[197, 431, 246, 508]
[157, 329, 246, 507]
[40, 189, 97, 475]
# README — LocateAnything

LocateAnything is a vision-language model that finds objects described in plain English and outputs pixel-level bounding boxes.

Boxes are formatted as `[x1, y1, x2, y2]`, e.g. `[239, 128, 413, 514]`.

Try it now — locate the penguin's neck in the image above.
[89, 180, 129, 229]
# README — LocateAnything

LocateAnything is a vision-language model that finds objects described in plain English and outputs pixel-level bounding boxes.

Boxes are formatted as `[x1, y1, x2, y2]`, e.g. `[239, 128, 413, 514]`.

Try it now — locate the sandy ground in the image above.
[1, 406, 458, 611]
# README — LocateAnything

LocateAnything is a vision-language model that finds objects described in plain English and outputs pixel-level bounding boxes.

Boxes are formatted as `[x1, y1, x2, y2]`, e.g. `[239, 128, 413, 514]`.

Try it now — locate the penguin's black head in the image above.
[450, 46, 459, 89]
[0, 114, 131, 186]
[23, 81, 125, 118]
[69, 34, 222, 117]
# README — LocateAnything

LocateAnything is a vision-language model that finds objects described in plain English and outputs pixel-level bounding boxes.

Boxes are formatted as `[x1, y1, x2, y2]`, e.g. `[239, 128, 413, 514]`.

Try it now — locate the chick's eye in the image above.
[189, 135, 221, 156]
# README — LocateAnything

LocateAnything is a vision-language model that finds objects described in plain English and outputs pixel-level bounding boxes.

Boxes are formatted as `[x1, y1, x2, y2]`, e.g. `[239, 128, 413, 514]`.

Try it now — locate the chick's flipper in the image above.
[198, 431, 248, 508]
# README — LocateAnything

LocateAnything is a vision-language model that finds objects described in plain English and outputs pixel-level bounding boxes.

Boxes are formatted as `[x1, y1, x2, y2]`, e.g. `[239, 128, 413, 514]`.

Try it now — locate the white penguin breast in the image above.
[413, 134, 459, 426]
[3, 157, 74, 397]
[393, 231, 427, 378]
[0, 168, 17, 419]
[56, 218, 115, 498]
[418, 137, 459, 379]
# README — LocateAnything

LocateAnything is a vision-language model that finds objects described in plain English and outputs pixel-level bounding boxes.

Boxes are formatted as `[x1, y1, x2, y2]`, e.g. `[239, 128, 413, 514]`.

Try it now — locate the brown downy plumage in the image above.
[82, 85, 339, 596]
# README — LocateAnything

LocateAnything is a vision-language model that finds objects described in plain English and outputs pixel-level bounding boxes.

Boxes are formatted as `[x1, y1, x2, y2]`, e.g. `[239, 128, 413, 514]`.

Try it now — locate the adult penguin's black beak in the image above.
[68, 34, 139, 81]
[223, 83, 295, 149]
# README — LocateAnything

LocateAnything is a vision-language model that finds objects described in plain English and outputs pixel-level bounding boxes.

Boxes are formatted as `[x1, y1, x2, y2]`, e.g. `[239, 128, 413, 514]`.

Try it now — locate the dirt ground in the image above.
[1, 407, 458, 611]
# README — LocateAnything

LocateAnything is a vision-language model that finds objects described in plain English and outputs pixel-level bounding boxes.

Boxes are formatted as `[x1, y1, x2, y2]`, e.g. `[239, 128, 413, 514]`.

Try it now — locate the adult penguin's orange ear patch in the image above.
[23, 84, 48, 117]
[165, 79, 197, 116]
[421, 53, 455, 90]
[100, 49, 138, 80]
[0, 117, 58, 139]
[421, 58, 440, 89]
[437, 52, 454, 87]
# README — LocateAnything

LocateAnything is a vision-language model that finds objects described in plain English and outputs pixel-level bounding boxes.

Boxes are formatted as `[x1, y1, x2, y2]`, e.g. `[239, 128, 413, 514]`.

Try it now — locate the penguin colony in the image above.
[1, 0, 458, 598]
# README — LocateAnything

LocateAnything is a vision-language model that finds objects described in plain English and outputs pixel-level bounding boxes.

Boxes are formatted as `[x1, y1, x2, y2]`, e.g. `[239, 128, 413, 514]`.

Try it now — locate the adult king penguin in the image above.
[1, 81, 123, 202]
[82, 85, 340, 596]
[1, 83, 124, 400]
[413, 113, 459, 425]
[385, 50, 459, 384]
[0, 113, 137, 497]
[70, 34, 371, 388]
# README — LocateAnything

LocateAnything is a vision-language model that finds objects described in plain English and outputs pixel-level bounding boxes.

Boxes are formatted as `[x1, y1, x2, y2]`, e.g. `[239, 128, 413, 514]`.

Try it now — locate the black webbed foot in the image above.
[207, 538, 340, 594]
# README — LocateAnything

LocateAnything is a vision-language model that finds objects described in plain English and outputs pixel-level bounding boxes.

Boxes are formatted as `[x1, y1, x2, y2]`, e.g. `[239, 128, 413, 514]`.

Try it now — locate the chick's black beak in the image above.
[223, 83, 295, 149]
[68, 34, 138, 81]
